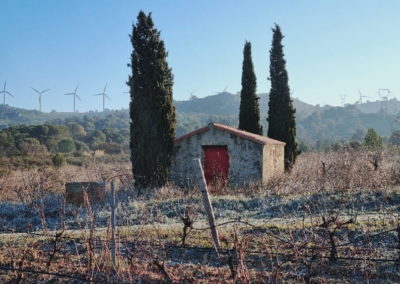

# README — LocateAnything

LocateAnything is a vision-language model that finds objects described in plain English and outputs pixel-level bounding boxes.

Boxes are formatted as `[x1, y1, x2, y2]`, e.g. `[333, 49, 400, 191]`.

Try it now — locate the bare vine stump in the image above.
[111, 181, 116, 268]
[65, 182, 105, 206]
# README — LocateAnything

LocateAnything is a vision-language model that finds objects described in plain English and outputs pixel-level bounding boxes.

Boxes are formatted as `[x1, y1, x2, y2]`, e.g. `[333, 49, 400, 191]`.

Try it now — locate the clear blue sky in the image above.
[1, 0, 399, 112]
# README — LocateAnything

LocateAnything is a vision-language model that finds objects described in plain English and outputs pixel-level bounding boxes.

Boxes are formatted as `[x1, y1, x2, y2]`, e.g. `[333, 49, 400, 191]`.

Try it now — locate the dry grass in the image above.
[0, 148, 399, 282]
[1, 148, 398, 202]
[0, 161, 131, 203]
[207, 148, 400, 199]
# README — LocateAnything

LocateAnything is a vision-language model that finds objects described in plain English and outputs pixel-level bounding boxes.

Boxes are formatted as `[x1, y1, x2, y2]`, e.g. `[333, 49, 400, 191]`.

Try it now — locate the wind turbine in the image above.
[356, 89, 370, 104]
[339, 94, 347, 106]
[31, 87, 50, 112]
[93, 84, 110, 112]
[0, 82, 14, 105]
[187, 89, 198, 100]
[378, 88, 392, 112]
[377, 88, 392, 101]
[64, 84, 81, 112]
[213, 85, 229, 94]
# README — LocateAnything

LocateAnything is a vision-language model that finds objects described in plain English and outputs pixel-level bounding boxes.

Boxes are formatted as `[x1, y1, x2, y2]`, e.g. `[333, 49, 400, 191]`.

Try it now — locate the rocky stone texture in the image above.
[171, 124, 284, 187]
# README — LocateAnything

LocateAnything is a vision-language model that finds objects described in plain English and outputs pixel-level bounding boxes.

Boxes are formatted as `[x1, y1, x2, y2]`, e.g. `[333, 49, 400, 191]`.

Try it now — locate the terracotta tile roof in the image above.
[175, 122, 285, 145]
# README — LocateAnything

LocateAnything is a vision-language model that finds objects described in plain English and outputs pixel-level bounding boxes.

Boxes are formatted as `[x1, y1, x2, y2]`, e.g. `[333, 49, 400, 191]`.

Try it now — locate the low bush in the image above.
[52, 153, 65, 168]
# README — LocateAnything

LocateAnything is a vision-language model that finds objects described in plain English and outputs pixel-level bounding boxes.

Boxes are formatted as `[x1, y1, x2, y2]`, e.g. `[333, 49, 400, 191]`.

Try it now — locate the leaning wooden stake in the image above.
[194, 158, 221, 253]
[111, 181, 116, 268]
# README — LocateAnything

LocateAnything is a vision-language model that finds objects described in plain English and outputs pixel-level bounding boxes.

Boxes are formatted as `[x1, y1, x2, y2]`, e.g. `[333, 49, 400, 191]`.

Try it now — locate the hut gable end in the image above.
[171, 122, 285, 188]
[175, 122, 285, 146]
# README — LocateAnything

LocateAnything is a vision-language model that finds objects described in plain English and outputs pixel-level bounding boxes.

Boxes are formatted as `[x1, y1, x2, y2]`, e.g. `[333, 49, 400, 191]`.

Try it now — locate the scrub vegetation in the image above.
[0, 148, 399, 282]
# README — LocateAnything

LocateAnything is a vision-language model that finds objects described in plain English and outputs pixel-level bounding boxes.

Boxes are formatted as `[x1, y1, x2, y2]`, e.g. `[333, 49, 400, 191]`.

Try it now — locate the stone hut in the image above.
[170, 122, 285, 188]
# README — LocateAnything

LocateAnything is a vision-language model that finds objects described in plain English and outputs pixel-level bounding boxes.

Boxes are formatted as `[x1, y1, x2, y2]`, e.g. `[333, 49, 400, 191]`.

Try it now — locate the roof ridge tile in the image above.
[175, 122, 285, 145]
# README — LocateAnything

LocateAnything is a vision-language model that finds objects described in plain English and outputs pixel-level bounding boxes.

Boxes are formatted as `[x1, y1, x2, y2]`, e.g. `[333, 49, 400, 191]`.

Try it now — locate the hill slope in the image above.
[0, 92, 398, 146]
[175, 92, 399, 144]
[175, 92, 316, 119]
[0, 104, 112, 129]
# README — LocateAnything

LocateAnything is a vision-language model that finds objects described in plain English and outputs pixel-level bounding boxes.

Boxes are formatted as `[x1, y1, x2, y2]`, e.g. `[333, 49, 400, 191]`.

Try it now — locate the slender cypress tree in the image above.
[239, 41, 263, 135]
[127, 11, 176, 187]
[267, 24, 298, 171]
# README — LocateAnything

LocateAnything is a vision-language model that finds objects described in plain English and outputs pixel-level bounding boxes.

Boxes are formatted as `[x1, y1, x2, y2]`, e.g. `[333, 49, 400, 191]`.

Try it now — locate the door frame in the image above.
[201, 145, 229, 189]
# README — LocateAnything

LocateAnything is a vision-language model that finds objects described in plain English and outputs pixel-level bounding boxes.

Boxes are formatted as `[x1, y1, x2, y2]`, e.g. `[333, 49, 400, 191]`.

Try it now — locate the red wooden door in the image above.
[203, 146, 229, 188]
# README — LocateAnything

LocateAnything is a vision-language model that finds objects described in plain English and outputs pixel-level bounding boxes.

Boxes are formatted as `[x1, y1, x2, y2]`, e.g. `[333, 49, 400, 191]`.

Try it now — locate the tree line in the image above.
[0, 117, 130, 161]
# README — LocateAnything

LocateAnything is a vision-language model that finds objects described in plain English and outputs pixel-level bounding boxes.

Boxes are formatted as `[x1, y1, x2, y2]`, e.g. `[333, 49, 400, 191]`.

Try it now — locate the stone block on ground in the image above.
[65, 182, 105, 206]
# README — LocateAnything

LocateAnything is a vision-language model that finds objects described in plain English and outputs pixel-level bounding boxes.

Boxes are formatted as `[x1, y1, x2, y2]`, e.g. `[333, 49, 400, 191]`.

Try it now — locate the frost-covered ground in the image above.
[0, 187, 399, 283]
[0, 187, 398, 233]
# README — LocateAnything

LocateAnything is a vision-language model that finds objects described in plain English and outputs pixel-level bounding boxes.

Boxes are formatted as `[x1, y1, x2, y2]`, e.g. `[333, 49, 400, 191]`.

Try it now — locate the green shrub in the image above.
[18, 138, 48, 156]
[98, 142, 122, 155]
[74, 141, 89, 152]
[72, 151, 82, 157]
[364, 128, 383, 149]
[57, 138, 76, 153]
[52, 153, 65, 168]
[389, 130, 400, 146]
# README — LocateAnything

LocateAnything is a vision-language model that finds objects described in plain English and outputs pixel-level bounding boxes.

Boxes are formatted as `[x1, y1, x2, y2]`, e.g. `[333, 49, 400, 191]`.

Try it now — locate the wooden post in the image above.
[111, 181, 116, 268]
[194, 158, 221, 253]
[397, 214, 400, 263]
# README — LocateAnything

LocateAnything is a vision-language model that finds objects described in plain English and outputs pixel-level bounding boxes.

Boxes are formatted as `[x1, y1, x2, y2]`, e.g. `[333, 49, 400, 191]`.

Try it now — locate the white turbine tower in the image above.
[0, 82, 14, 105]
[378, 88, 392, 113]
[213, 85, 229, 94]
[32, 87, 50, 112]
[339, 94, 347, 106]
[94, 84, 111, 112]
[356, 89, 370, 104]
[64, 84, 81, 112]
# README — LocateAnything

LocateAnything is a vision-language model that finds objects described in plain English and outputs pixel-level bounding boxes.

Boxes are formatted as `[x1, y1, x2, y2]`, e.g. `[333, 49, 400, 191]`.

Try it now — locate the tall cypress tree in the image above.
[267, 24, 298, 171]
[127, 11, 176, 187]
[239, 41, 263, 135]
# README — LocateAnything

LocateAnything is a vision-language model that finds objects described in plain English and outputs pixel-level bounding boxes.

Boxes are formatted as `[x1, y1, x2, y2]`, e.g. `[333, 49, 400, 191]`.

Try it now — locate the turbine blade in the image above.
[64, 93, 74, 96]
[75, 84, 79, 93]
[105, 94, 111, 101]
[76, 94, 81, 101]
[32, 87, 40, 94]
[103, 84, 107, 93]
[4, 82, 6, 90]
[93, 93, 102, 96]
[6, 91, 14, 97]
[42, 89, 50, 93]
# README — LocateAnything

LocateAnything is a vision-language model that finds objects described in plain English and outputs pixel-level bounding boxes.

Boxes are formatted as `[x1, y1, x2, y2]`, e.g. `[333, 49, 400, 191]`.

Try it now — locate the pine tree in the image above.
[364, 128, 383, 149]
[239, 41, 263, 135]
[267, 24, 298, 171]
[127, 11, 176, 187]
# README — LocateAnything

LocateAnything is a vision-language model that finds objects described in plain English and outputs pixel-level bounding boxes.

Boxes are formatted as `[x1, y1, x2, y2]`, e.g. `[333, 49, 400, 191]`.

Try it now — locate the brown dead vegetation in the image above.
[0, 149, 399, 282]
